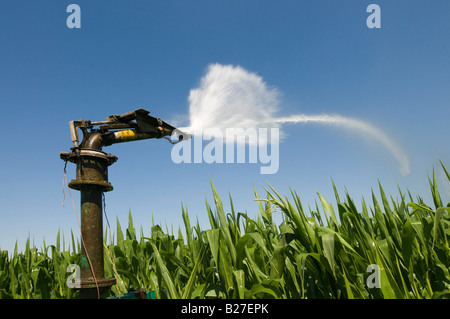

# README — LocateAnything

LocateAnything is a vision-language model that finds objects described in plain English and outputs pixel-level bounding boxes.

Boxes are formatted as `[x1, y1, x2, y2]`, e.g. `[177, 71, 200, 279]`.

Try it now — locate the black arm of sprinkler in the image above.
[66, 108, 185, 152]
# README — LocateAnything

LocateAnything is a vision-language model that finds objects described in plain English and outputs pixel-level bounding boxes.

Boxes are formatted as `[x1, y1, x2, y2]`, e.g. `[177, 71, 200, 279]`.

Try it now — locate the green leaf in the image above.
[150, 241, 179, 299]
[318, 193, 338, 230]
[148, 271, 161, 299]
[126, 210, 136, 240]
[322, 233, 335, 277]
[375, 243, 403, 299]
[401, 220, 415, 267]
[270, 244, 286, 280]
[210, 180, 237, 265]
[284, 257, 301, 297]
[182, 205, 192, 251]
[233, 269, 245, 299]
[218, 241, 234, 295]
[429, 167, 443, 209]
[116, 217, 124, 251]
[433, 207, 449, 247]
[249, 282, 280, 299]
[182, 246, 205, 299]
[342, 267, 354, 299]
[204, 229, 220, 267]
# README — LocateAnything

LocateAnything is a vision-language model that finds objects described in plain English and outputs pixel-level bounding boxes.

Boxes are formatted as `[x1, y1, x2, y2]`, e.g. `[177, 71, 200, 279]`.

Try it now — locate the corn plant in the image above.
[1, 161, 449, 299]
[0, 231, 80, 299]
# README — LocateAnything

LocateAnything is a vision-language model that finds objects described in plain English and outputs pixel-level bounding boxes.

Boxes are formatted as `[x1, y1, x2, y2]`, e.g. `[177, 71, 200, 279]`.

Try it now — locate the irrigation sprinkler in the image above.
[60, 108, 186, 299]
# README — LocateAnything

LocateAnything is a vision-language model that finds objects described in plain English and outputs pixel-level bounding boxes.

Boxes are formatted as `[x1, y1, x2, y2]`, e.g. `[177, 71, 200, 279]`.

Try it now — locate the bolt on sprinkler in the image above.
[60, 108, 186, 299]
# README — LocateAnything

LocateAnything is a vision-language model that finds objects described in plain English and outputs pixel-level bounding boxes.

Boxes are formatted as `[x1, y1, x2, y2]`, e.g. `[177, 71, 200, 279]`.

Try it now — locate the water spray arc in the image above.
[182, 63, 410, 175]
[273, 114, 410, 176]
[60, 109, 184, 299]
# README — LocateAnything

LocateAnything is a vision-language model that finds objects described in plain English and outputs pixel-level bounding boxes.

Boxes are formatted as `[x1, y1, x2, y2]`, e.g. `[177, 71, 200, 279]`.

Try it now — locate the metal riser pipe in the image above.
[61, 149, 117, 299]
[80, 187, 104, 297]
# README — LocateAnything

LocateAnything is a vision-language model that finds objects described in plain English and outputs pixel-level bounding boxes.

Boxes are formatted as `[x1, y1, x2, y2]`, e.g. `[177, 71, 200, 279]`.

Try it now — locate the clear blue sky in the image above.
[1, 1, 449, 253]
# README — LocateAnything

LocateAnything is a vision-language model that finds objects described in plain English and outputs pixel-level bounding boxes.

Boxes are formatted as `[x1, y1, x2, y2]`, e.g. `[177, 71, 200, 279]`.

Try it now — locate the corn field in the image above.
[1, 162, 449, 299]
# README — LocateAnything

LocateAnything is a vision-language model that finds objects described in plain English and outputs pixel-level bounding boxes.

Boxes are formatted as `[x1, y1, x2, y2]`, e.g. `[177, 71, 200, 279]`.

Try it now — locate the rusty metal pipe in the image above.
[61, 148, 117, 299]
[79, 186, 104, 298]
[84, 131, 103, 150]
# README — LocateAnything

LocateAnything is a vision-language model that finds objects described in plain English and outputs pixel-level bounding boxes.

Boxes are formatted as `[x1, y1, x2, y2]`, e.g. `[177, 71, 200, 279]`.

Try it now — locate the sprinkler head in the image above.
[166, 128, 191, 144]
